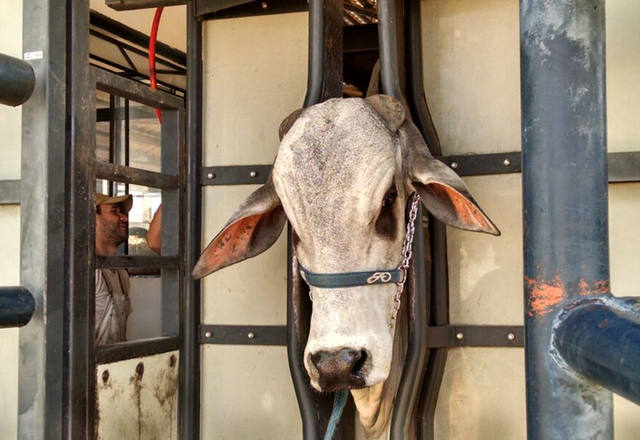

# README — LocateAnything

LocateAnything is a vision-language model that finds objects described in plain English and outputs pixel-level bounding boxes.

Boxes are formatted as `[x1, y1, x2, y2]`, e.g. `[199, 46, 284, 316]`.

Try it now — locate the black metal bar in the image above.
[288, 238, 321, 439]
[554, 298, 640, 405]
[19, 2, 68, 437]
[108, 94, 116, 196]
[0, 180, 20, 205]
[96, 255, 180, 269]
[520, 1, 612, 438]
[0, 287, 35, 329]
[68, 0, 96, 436]
[377, 0, 404, 103]
[96, 161, 179, 189]
[200, 324, 287, 345]
[105, 0, 186, 10]
[201, 165, 271, 185]
[426, 325, 524, 348]
[0, 52, 36, 106]
[90, 55, 185, 95]
[93, 66, 184, 110]
[304, 0, 325, 107]
[89, 11, 186, 67]
[179, 4, 202, 439]
[607, 151, 640, 183]
[392, 204, 429, 440]
[89, 29, 186, 73]
[403, 2, 450, 438]
[96, 336, 180, 364]
[439, 152, 521, 176]
[196, 0, 307, 19]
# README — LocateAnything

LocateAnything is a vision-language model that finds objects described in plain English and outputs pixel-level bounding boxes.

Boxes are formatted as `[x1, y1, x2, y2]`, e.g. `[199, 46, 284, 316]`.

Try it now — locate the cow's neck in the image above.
[351, 296, 408, 439]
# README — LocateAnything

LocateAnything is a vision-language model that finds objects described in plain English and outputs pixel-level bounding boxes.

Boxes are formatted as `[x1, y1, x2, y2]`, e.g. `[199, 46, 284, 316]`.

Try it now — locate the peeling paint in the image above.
[525, 276, 566, 317]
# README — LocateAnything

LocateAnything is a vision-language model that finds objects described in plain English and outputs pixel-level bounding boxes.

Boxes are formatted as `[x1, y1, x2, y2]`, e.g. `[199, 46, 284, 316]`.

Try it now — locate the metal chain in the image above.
[391, 192, 420, 327]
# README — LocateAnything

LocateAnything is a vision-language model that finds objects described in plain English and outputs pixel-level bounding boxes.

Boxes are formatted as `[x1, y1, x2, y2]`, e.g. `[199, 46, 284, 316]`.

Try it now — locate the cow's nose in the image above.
[310, 348, 367, 391]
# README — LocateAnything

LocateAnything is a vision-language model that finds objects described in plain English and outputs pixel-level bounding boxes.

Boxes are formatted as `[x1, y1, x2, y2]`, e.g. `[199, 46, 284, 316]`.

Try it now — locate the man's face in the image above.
[96, 203, 128, 247]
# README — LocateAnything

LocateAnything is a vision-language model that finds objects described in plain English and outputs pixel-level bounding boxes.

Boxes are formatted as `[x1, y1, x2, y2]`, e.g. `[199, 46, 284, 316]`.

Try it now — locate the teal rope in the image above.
[324, 390, 348, 440]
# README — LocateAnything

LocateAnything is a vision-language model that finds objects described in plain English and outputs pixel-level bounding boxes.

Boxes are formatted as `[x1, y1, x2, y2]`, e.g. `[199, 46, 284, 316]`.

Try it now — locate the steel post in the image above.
[520, 1, 611, 438]
[179, 2, 203, 439]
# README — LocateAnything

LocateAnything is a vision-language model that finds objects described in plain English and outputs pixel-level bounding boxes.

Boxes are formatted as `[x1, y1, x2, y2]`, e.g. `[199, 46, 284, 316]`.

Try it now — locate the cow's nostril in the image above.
[351, 350, 367, 376]
[310, 348, 367, 391]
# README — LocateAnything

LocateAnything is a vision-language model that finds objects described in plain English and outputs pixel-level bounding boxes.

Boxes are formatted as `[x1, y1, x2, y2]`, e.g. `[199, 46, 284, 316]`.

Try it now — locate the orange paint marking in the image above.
[526, 276, 566, 317]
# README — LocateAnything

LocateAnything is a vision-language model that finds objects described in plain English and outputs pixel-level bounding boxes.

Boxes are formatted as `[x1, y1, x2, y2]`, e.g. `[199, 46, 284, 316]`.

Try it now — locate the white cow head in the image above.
[193, 95, 498, 406]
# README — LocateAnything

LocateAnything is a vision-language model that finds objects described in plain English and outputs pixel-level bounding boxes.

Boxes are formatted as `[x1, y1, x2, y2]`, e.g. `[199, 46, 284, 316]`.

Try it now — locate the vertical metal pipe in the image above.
[19, 1, 68, 437]
[378, 0, 430, 438]
[520, 1, 612, 438]
[68, 0, 96, 436]
[179, 2, 202, 439]
[404, 1, 450, 438]
[303, 0, 325, 107]
[287, 228, 321, 440]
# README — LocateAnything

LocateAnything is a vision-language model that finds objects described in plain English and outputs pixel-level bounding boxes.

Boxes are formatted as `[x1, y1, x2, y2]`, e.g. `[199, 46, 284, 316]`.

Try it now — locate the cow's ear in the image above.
[365, 94, 406, 132]
[192, 179, 287, 279]
[279, 108, 304, 141]
[402, 123, 500, 236]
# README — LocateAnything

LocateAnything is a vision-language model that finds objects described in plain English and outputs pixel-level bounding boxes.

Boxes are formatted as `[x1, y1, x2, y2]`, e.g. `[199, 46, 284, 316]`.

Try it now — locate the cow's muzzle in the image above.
[310, 348, 368, 391]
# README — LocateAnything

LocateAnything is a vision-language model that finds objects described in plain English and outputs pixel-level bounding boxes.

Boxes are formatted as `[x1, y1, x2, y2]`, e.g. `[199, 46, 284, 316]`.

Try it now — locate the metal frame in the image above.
[178, 3, 203, 439]
[0, 180, 20, 205]
[198, 324, 524, 348]
[520, 1, 613, 438]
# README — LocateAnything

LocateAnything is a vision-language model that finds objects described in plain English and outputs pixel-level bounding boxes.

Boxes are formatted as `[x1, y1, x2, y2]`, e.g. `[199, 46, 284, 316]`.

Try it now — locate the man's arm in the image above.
[147, 204, 162, 254]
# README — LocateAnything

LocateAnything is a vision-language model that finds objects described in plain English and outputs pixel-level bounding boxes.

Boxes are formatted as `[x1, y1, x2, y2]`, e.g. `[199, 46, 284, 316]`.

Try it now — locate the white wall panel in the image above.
[200, 13, 307, 439]
[96, 352, 179, 440]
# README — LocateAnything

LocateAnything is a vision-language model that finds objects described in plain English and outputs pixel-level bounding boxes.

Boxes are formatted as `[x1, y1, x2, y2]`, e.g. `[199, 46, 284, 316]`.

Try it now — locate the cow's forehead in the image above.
[273, 98, 397, 197]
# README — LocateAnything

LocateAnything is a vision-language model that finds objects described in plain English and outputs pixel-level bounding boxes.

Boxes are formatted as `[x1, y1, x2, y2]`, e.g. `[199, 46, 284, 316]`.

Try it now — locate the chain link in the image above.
[390, 192, 420, 327]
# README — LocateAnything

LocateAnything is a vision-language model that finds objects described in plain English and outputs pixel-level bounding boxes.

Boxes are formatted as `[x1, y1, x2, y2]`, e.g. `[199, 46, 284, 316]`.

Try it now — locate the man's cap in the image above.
[95, 193, 133, 213]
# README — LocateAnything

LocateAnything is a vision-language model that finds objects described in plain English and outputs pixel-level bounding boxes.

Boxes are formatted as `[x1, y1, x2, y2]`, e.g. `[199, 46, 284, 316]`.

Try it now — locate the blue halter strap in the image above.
[298, 265, 403, 288]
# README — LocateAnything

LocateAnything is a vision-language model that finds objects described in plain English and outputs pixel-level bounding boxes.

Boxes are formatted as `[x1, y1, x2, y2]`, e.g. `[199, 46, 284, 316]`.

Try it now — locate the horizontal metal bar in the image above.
[200, 325, 287, 346]
[554, 298, 640, 406]
[607, 151, 640, 183]
[199, 151, 640, 185]
[105, 0, 186, 11]
[96, 255, 180, 269]
[0, 179, 20, 205]
[0, 53, 35, 107]
[197, 0, 308, 20]
[426, 325, 524, 348]
[438, 152, 522, 176]
[96, 161, 179, 189]
[92, 66, 184, 110]
[201, 165, 271, 185]
[90, 11, 186, 66]
[0, 286, 35, 329]
[96, 336, 180, 364]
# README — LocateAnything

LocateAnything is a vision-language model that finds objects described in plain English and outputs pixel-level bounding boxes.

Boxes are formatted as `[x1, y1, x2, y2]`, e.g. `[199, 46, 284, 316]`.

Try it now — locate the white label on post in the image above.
[24, 51, 43, 60]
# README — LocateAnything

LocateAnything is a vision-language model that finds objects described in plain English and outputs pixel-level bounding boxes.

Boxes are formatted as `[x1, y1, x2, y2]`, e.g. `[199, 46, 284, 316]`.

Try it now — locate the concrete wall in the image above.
[0, 1, 23, 439]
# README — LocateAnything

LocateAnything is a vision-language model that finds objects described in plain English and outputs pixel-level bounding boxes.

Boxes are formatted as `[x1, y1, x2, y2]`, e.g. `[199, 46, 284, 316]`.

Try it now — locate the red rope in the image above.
[149, 7, 164, 122]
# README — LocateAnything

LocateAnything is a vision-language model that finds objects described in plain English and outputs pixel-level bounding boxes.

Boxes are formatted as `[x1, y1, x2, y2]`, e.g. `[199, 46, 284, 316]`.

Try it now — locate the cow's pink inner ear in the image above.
[193, 214, 263, 278]
[426, 182, 498, 235]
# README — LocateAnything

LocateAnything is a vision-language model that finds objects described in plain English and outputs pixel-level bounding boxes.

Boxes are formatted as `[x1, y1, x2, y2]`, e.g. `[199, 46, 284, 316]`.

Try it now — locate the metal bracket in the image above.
[427, 325, 524, 348]
[0, 180, 20, 205]
[200, 324, 287, 346]
[201, 165, 271, 185]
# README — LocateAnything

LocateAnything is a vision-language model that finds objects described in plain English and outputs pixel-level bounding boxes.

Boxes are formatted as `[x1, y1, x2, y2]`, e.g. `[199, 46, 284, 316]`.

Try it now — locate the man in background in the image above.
[95, 193, 133, 346]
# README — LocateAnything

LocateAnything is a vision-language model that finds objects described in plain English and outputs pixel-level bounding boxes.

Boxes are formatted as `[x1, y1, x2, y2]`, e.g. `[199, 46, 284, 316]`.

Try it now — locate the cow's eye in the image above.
[382, 190, 397, 209]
